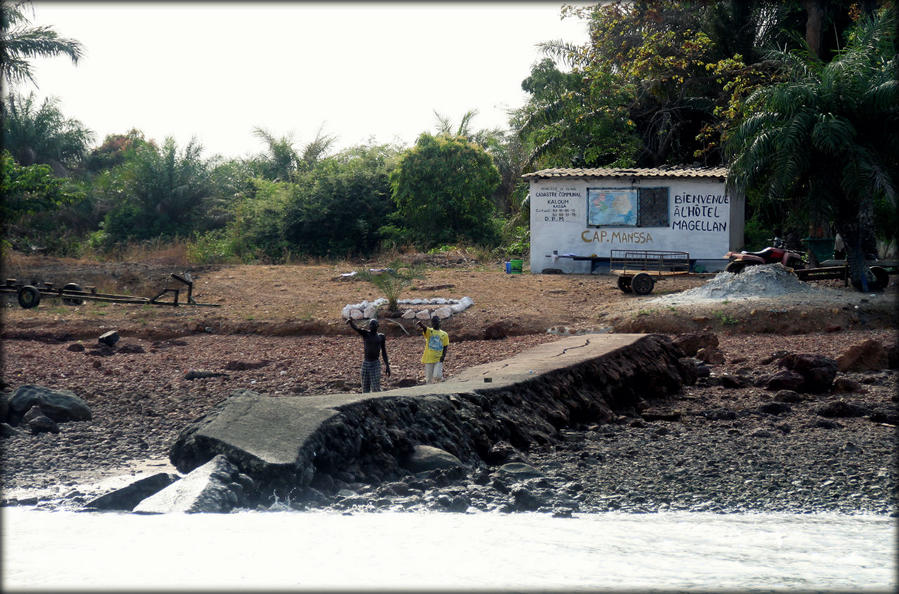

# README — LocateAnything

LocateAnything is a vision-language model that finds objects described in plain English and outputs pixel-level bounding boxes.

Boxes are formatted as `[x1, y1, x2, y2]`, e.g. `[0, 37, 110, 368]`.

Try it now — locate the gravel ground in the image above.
[2, 329, 895, 515]
[1, 258, 896, 514]
[265, 330, 898, 516]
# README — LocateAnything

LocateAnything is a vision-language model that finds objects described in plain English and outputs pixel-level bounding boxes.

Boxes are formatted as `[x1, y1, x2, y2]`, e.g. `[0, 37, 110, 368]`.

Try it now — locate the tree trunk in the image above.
[834, 198, 877, 291]
[802, 0, 826, 60]
[835, 221, 864, 290]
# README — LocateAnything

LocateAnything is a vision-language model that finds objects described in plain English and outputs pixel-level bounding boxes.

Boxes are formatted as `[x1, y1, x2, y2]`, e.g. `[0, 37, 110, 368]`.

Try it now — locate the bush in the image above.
[498, 222, 530, 259]
[390, 133, 501, 249]
[186, 229, 237, 265]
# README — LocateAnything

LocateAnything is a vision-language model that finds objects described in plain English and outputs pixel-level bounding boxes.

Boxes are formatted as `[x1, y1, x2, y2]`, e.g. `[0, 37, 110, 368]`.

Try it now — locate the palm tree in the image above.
[2, 91, 93, 173]
[727, 8, 898, 289]
[297, 124, 336, 171]
[251, 125, 335, 181]
[0, 1, 84, 86]
[433, 108, 479, 138]
[251, 128, 299, 182]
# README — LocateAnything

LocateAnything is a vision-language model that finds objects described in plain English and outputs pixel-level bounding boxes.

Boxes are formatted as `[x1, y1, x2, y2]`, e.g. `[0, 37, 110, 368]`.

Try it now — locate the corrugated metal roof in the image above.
[522, 167, 728, 180]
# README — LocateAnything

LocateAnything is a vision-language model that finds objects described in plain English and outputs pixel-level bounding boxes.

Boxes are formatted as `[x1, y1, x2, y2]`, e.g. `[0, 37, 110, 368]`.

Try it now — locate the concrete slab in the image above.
[185, 335, 645, 468]
[452, 334, 645, 388]
[169, 333, 690, 491]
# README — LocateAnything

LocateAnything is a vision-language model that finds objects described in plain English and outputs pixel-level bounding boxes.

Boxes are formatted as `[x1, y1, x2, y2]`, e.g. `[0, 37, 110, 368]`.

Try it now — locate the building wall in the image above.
[528, 176, 742, 274]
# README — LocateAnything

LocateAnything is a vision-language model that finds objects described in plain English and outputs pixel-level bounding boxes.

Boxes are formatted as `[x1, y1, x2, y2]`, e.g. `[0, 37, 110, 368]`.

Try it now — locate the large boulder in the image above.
[816, 400, 871, 418]
[496, 462, 544, 479]
[133, 455, 252, 514]
[27, 413, 60, 435]
[98, 330, 120, 347]
[672, 332, 719, 357]
[765, 370, 805, 392]
[401, 445, 464, 473]
[8, 385, 92, 424]
[1, 422, 24, 438]
[0, 392, 8, 423]
[696, 346, 725, 365]
[85, 473, 181, 511]
[836, 339, 888, 372]
[777, 354, 838, 393]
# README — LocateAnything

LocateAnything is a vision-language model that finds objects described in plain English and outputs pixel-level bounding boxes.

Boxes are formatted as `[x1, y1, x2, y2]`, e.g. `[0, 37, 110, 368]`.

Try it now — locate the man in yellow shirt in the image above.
[416, 315, 449, 383]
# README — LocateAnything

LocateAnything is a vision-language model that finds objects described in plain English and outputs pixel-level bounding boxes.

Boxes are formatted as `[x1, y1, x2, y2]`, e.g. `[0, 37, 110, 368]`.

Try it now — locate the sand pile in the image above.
[650, 264, 824, 305]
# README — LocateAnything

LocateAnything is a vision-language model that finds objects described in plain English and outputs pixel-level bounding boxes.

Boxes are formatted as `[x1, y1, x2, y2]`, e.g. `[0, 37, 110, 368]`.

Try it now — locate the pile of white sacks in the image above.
[342, 296, 475, 321]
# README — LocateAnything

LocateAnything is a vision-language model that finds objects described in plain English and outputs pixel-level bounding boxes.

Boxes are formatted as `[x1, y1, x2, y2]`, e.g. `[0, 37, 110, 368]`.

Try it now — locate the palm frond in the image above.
[432, 110, 452, 135]
[810, 114, 856, 157]
[537, 39, 585, 69]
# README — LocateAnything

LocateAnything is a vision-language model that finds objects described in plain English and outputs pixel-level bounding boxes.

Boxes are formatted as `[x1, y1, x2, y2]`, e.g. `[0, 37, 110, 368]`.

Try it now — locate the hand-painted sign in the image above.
[671, 193, 728, 232]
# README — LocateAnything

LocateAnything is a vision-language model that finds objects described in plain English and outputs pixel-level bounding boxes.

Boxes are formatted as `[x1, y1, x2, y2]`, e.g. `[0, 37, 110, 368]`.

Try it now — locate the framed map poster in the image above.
[587, 188, 638, 226]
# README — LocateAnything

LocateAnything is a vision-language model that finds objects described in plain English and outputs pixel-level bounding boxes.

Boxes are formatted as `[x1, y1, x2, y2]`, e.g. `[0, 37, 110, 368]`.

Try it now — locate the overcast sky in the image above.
[23, 2, 587, 160]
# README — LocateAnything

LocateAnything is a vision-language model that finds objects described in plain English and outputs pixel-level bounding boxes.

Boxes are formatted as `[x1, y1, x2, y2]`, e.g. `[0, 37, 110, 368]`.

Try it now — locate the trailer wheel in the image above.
[62, 283, 85, 306]
[616, 276, 632, 293]
[725, 261, 747, 274]
[631, 273, 655, 295]
[871, 266, 889, 290]
[17, 285, 41, 309]
[852, 266, 890, 291]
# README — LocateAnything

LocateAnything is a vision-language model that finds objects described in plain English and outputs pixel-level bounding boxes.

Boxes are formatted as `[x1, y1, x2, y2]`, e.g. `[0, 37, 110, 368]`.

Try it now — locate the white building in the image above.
[524, 167, 743, 274]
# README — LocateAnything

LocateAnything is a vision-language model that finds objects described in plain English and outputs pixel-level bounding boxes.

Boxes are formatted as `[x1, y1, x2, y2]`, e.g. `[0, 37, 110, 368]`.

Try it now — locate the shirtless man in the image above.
[347, 318, 391, 392]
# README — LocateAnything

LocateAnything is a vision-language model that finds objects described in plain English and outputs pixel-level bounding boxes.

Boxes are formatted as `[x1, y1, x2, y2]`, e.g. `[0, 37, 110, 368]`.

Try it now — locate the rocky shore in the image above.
[2, 328, 896, 517]
[2, 258, 896, 516]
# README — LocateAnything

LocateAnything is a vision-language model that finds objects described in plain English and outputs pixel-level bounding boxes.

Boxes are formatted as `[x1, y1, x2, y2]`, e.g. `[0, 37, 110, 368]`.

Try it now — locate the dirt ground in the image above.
[1, 252, 897, 510]
[2, 251, 896, 341]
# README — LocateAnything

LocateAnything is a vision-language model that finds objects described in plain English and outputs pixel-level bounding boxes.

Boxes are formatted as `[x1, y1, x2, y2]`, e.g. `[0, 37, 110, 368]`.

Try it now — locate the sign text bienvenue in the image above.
[671, 193, 728, 232]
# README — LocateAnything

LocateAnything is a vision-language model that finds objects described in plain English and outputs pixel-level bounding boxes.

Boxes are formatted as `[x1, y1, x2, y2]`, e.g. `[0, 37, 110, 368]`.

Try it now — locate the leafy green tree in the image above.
[513, 57, 641, 168]
[221, 177, 292, 262]
[2, 91, 94, 173]
[1, 149, 84, 252]
[250, 128, 300, 182]
[1, 149, 81, 218]
[727, 8, 898, 288]
[547, 1, 770, 166]
[84, 129, 148, 173]
[529, 1, 885, 167]
[432, 109, 526, 216]
[389, 133, 501, 248]
[94, 137, 212, 246]
[282, 143, 399, 257]
[0, 1, 83, 86]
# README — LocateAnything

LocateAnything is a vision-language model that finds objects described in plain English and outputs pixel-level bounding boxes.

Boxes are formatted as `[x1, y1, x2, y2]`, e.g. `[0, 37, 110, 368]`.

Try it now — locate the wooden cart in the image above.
[610, 249, 691, 295]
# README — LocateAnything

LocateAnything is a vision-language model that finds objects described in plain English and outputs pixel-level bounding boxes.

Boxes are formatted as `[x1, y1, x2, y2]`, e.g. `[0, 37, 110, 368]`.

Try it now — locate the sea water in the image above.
[2, 509, 894, 591]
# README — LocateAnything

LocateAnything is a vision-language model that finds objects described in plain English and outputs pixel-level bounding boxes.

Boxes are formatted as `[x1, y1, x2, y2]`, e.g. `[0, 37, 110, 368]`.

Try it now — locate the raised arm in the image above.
[380, 335, 391, 376]
[347, 318, 366, 336]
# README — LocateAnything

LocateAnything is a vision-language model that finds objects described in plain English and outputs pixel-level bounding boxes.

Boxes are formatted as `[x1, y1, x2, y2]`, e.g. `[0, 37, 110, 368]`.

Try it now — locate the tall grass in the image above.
[2, 237, 510, 272]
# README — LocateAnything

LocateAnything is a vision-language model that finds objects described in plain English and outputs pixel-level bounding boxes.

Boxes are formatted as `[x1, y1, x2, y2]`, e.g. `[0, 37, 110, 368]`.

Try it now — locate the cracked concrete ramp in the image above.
[169, 333, 694, 489]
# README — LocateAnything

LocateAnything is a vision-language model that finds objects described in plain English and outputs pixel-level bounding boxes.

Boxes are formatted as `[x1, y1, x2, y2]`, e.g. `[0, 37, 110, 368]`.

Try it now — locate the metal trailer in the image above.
[610, 249, 691, 295]
[2, 272, 220, 309]
[794, 261, 892, 290]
